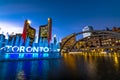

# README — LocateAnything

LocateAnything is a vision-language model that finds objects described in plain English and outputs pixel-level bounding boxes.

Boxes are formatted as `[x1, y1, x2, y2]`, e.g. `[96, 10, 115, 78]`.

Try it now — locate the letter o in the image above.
[43, 47, 49, 52]
[12, 46, 19, 52]
[26, 46, 32, 53]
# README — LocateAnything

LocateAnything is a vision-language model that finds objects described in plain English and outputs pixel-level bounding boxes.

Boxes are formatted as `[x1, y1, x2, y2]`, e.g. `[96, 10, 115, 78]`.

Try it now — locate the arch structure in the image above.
[60, 30, 120, 53]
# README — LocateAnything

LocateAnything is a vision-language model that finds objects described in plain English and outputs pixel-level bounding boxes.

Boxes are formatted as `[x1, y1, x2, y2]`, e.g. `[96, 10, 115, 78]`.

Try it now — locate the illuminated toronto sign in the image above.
[0, 19, 61, 60]
[0, 45, 60, 53]
[5, 46, 49, 53]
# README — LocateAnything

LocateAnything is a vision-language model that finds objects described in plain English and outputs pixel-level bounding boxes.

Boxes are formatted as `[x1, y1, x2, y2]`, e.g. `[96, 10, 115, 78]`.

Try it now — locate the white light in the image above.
[27, 20, 31, 24]
[43, 47, 49, 52]
[53, 34, 56, 37]
[48, 18, 50, 21]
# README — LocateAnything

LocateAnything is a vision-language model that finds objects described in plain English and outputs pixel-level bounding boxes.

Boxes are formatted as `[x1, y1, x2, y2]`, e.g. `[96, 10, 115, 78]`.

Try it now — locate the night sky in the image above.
[0, 0, 120, 40]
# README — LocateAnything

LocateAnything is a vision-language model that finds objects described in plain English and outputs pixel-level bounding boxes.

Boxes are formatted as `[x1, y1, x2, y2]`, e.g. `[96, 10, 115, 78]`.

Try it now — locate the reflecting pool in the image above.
[0, 53, 120, 80]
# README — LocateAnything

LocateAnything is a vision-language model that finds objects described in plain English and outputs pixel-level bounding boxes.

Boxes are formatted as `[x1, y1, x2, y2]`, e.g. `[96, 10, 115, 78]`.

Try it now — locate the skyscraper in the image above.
[48, 18, 52, 43]
[22, 20, 36, 45]
[38, 18, 52, 43]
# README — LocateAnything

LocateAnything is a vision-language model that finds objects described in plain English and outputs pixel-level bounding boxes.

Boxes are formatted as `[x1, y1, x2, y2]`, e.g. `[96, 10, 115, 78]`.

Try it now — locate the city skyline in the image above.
[0, 0, 120, 39]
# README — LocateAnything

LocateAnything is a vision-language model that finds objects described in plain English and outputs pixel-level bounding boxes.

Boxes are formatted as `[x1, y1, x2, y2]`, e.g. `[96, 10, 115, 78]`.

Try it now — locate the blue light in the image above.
[15, 36, 20, 46]
[43, 47, 49, 52]
[32, 53, 38, 58]
[12, 46, 19, 52]
[19, 54, 24, 58]
[26, 46, 32, 52]
[0, 33, 61, 60]
[43, 53, 49, 57]
[5, 54, 9, 59]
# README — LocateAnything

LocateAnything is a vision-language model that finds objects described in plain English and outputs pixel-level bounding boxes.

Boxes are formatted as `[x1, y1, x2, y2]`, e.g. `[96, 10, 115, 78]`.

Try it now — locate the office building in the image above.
[22, 20, 36, 46]
[38, 18, 52, 43]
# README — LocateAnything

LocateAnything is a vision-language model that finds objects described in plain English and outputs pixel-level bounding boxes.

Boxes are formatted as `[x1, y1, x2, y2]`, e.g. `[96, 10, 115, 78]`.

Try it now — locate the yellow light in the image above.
[27, 20, 31, 24]
[114, 56, 119, 68]
[48, 18, 51, 21]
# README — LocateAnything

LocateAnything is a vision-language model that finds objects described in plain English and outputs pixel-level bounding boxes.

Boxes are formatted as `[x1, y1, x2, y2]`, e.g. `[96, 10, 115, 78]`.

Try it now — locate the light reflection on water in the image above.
[0, 53, 119, 80]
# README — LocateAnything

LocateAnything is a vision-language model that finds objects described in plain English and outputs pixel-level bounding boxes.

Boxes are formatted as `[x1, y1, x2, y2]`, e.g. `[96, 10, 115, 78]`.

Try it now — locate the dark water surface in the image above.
[0, 53, 120, 80]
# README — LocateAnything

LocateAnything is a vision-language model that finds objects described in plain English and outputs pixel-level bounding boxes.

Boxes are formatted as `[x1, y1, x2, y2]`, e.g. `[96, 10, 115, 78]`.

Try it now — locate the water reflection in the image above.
[30, 61, 38, 79]
[63, 54, 77, 71]
[0, 62, 8, 80]
[85, 55, 97, 79]
[113, 55, 119, 71]
[16, 62, 25, 80]
[16, 71, 25, 80]
[0, 53, 119, 80]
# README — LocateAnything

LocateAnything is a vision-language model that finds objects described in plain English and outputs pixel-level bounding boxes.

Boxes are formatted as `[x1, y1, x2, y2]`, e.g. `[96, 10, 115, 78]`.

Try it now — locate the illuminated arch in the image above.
[60, 30, 120, 52]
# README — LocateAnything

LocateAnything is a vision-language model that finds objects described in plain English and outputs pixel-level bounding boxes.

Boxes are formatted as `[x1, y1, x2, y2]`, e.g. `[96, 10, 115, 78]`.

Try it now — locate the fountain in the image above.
[0, 33, 61, 61]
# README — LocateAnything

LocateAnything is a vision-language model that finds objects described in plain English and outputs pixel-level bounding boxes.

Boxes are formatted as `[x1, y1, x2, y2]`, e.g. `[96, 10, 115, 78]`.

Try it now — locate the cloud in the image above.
[0, 22, 23, 35]
[0, 21, 40, 42]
